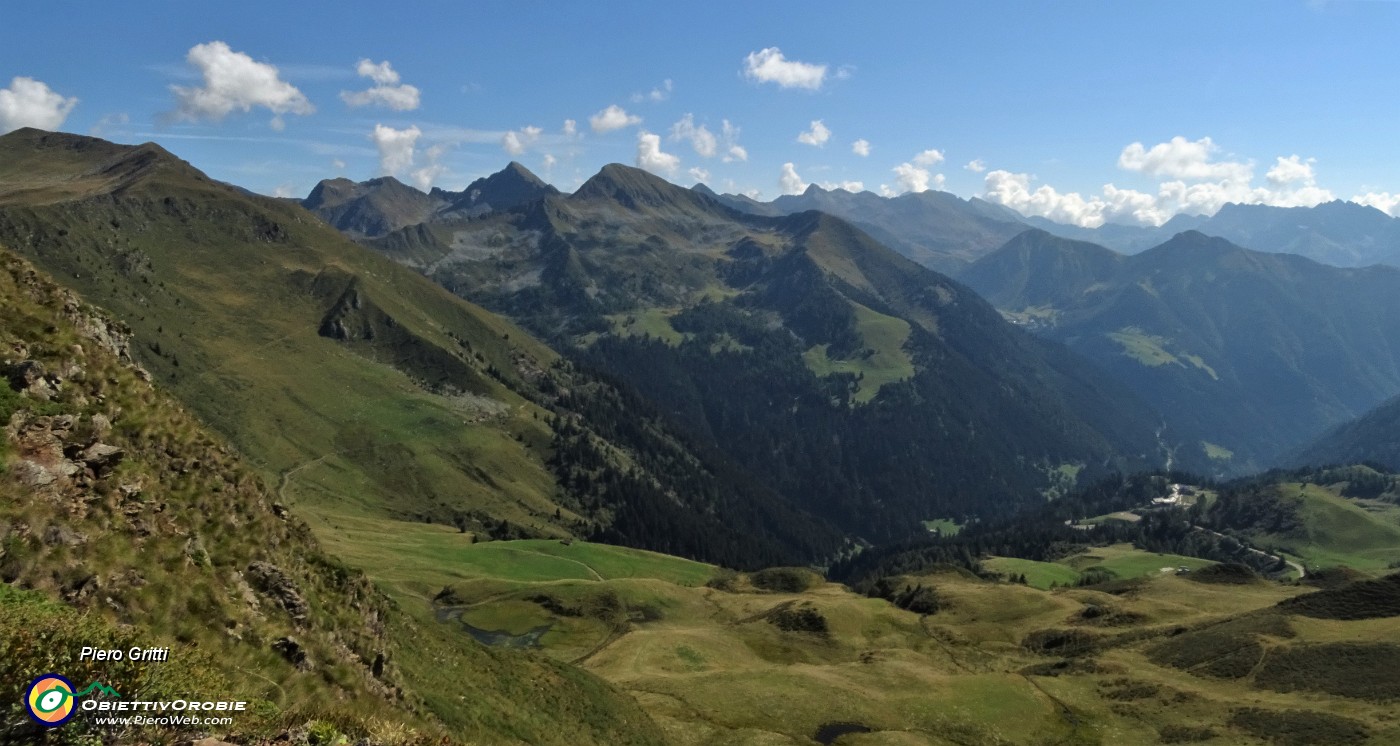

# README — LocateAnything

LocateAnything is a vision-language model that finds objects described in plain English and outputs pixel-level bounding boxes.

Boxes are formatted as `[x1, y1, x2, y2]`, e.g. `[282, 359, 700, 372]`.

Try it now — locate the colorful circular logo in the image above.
[24, 674, 77, 727]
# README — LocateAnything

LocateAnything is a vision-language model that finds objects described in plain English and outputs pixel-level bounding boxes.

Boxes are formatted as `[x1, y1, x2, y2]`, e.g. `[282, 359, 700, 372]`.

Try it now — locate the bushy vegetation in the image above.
[1187, 562, 1261, 585]
[768, 604, 829, 635]
[1020, 628, 1100, 657]
[749, 567, 818, 593]
[1255, 642, 1400, 701]
[1158, 724, 1217, 743]
[866, 577, 941, 614]
[1147, 613, 1294, 680]
[1277, 573, 1400, 620]
[1229, 708, 1371, 746]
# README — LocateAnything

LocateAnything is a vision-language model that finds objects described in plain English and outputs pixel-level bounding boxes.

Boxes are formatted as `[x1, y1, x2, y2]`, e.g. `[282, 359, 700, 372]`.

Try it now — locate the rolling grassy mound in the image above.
[380, 532, 1400, 744]
[985, 544, 1215, 590]
[1220, 482, 1400, 571]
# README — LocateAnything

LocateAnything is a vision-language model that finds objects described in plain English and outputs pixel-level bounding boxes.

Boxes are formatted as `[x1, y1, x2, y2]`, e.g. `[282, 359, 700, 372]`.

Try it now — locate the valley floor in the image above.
[297, 492, 1400, 746]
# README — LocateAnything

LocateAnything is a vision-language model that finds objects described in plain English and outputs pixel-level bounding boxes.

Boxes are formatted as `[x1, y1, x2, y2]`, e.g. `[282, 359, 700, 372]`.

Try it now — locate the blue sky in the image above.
[3, 1, 1399, 226]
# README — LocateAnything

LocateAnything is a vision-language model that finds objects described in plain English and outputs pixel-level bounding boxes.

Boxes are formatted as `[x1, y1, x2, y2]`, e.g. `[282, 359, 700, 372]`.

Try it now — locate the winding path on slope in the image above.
[1190, 525, 1306, 578]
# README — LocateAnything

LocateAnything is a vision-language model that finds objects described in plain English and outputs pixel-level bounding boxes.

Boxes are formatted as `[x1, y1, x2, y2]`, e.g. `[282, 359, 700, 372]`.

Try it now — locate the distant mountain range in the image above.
[357, 161, 1174, 539]
[703, 185, 1400, 271]
[304, 164, 1400, 273]
[711, 183, 1400, 270]
[695, 182, 1028, 273]
[303, 161, 557, 239]
[301, 164, 1400, 477]
[959, 229, 1400, 471]
[0, 129, 1179, 559]
[1025, 200, 1400, 268]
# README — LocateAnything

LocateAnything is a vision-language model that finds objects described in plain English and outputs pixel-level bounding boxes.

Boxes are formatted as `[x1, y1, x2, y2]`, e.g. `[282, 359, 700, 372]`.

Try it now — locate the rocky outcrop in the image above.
[6, 413, 123, 490]
[246, 561, 311, 626]
[271, 635, 312, 670]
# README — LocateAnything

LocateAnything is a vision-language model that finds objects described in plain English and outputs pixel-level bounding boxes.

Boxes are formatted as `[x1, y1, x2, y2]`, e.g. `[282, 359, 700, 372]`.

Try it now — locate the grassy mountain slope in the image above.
[1209, 471, 1400, 572]
[0, 248, 661, 745]
[1293, 395, 1400, 471]
[0, 128, 848, 570]
[0, 129, 564, 533]
[366, 163, 1171, 541]
[960, 229, 1400, 472]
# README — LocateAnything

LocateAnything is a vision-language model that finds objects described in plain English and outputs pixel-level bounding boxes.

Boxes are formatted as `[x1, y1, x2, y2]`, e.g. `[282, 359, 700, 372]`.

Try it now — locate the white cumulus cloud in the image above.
[590, 104, 641, 133]
[892, 162, 944, 194]
[372, 124, 421, 178]
[820, 180, 864, 192]
[1266, 154, 1316, 187]
[1353, 192, 1400, 217]
[851, 139, 871, 157]
[913, 149, 944, 167]
[742, 47, 827, 90]
[689, 166, 710, 183]
[779, 162, 807, 195]
[411, 143, 449, 191]
[1117, 136, 1251, 182]
[988, 137, 1339, 227]
[670, 114, 717, 157]
[89, 112, 129, 137]
[562, 119, 577, 137]
[964, 159, 986, 173]
[1101, 184, 1171, 226]
[797, 119, 831, 147]
[0, 77, 79, 133]
[632, 79, 673, 103]
[340, 58, 420, 111]
[501, 125, 542, 156]
[721, 119, 747, 162]
[635, 130, 679, 176]
[983, 170, 1107, 228]
[169, 41, 314, 129]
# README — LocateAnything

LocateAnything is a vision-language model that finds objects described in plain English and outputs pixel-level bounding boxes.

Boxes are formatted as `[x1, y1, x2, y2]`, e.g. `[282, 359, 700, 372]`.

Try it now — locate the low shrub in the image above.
[769, 604, 829, 635]
[750, 567, 816, 593]
[1229, 707, 1370, 746]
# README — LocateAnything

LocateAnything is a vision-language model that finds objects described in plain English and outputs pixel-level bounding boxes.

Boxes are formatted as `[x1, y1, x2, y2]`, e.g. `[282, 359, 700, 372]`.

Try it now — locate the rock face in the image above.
[6, 413, 123, 489]
[246, 561, 311, 626]
[6, 359, 58, 400]
[271, 635, 312, 670]
[80, 442, 124, 473]
[5, 359, 45, 390]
